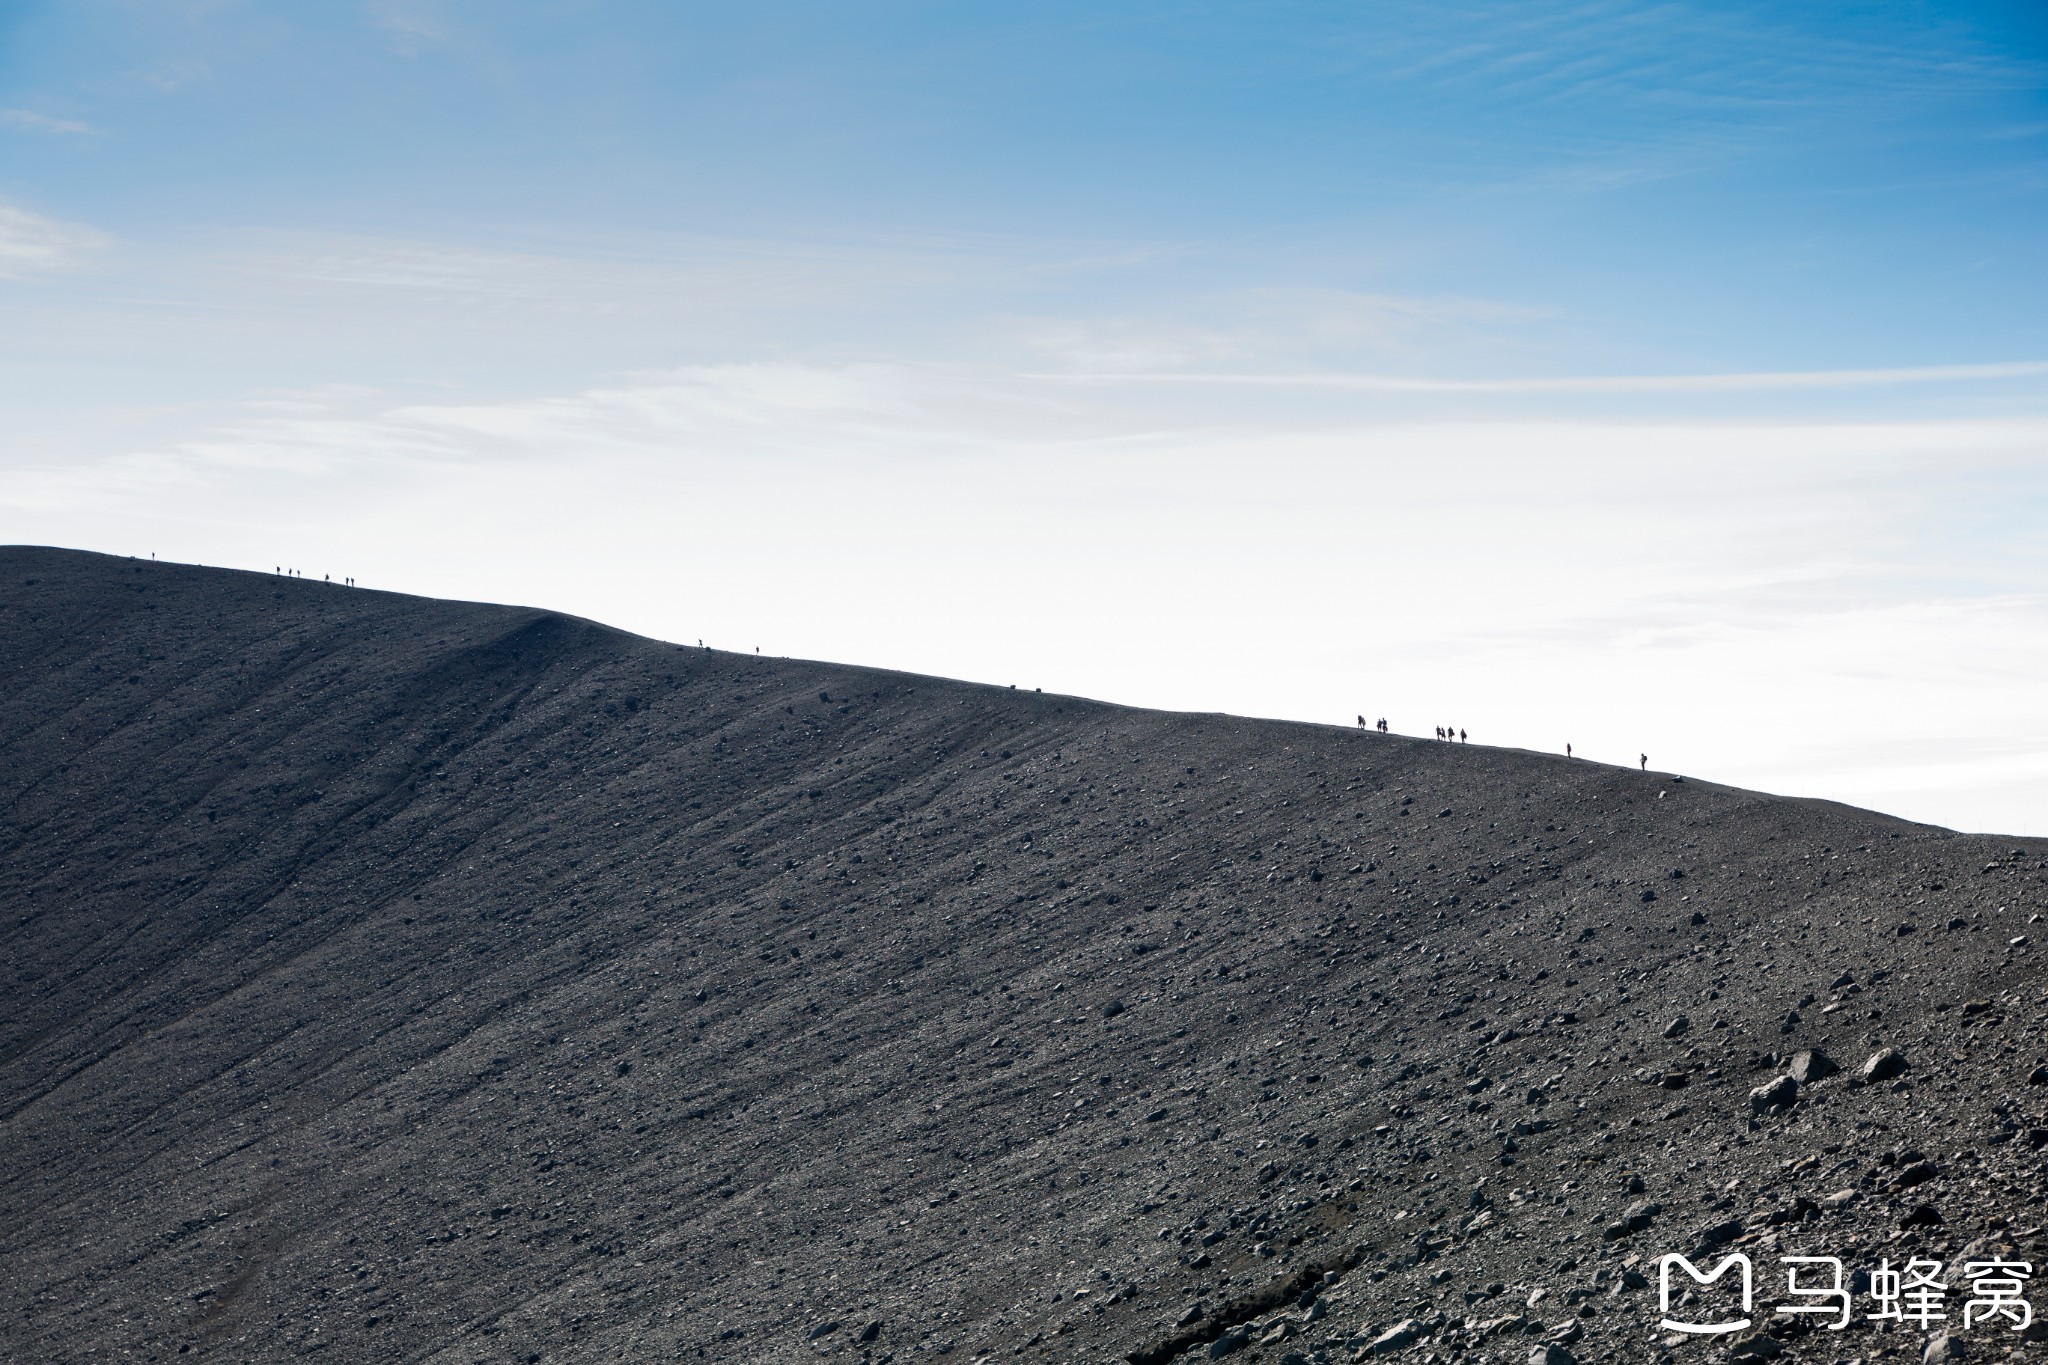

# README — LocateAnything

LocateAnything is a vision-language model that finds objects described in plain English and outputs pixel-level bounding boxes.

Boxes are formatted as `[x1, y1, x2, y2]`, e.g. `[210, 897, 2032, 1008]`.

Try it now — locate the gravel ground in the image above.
[4, 546, 2046, 1365]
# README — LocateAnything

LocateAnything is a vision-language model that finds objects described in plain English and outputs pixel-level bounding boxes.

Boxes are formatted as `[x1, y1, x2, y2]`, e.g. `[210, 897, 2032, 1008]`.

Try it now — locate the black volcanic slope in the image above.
[5, 547, 2048, 1365]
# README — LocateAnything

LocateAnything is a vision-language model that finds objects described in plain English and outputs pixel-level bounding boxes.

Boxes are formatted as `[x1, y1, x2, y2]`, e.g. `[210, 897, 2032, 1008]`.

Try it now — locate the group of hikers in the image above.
[273, 567, 357, 586]
[1356, 716, 1468, 742]
[1358, 718, 1650, 771]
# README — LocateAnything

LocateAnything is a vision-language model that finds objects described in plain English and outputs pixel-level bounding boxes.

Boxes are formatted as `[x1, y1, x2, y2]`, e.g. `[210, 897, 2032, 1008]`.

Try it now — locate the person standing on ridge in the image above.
[1566, 743, 1572, 758]
[1640, 753, 1648, 770]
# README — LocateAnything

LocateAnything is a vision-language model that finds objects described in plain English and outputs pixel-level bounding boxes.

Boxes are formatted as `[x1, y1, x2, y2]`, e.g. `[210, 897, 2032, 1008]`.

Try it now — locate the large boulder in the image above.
[1749, 1074, 1799, 1114]
[1365, 1319, 1422, 1354]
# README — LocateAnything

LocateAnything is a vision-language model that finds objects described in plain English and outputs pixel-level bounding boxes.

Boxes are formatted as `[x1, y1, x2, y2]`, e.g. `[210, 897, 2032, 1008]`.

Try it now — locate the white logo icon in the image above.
[1659, 1253, 1754, 1335]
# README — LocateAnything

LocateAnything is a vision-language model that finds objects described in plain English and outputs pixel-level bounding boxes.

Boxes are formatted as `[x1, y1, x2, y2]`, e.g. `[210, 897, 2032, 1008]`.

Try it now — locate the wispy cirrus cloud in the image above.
[0, 201, 109, 279]
[2, 108, 96, 136]
[1067, 360, 2048, 395]
[1015, 288, 1552, 371]
[365, 0, 449, 57]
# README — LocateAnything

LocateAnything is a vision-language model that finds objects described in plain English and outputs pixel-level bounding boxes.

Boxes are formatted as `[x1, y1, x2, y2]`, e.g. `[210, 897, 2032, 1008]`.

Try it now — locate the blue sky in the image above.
[7, 1, 2045, 375]
[4, 1, 2048, 832]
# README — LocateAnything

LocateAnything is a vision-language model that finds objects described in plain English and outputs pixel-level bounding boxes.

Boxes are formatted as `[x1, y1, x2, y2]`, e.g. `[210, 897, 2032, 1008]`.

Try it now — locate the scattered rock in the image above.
[1860, 1048, 1908, 1084]
[1788, 1049, 1837, 1084]
[1600, 1200, 1661, 1240]
[1749, 1074, 1798, 1115]
[1661, 1016, 1690, 1039]
[1207, 1328, 1249, 1357]
[1902, 1203, 1944, 1229]
[1365, 1319, 1422, 1354]
[1923, 1330, 1968, 1363]
[1527, 1345, 1578, 1365]
[1694, 1218, 1743, 1250]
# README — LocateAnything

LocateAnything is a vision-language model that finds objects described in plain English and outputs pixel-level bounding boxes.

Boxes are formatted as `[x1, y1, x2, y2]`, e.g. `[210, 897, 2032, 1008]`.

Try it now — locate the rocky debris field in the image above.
[4, 546, 2048, 1365]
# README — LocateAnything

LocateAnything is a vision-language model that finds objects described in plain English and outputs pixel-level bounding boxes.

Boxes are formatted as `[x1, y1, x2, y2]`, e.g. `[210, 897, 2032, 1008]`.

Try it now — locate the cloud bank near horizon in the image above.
[10, 357, 2048, 837]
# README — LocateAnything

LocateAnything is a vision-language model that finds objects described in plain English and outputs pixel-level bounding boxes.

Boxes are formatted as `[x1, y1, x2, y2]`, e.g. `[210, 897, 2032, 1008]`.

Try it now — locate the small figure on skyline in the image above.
[1640, 753, 1648, 770]
[1459, 729, 1467, 743]
[1566, 743, 1573, 758]
[1379, 717, 1387, 733]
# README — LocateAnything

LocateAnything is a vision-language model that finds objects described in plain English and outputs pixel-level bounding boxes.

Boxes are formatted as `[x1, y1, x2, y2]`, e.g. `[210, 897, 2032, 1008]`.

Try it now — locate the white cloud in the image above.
[1, 108, 96, 136]
[132, 60, 213, 93]
[1065, 359, 2048, 394]
[10, 361, 2048, 833]
[1016, 288, 1550, 371]
[366, 1, 449, 56]
[0, 201, 110, 278]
